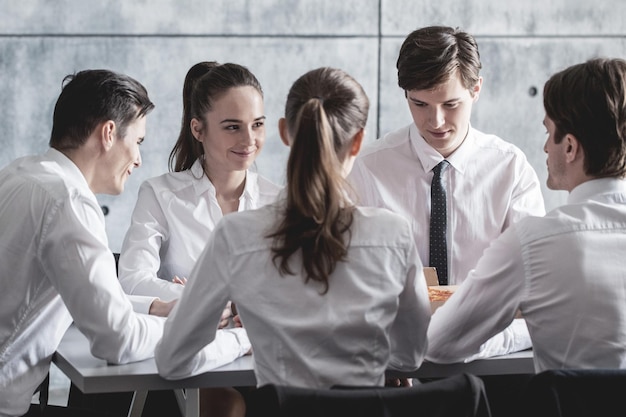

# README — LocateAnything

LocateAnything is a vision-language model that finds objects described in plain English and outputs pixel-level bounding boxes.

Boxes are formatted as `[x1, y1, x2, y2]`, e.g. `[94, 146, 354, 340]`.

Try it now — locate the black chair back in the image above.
[247, 373, 491, 417]
[518, 368, 626, 417]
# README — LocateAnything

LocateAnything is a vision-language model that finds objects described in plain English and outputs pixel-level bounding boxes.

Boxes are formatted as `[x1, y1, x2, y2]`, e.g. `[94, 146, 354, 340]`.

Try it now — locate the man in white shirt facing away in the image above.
[427, 57, 626, 372]
[0, 69, 250, 417]
[349, 26, 545, 286]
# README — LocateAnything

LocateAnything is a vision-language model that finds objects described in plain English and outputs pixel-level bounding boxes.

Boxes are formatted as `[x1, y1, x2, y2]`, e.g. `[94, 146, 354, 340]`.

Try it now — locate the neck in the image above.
[203, 163, 247, 212]
[58, 146, 101, 193]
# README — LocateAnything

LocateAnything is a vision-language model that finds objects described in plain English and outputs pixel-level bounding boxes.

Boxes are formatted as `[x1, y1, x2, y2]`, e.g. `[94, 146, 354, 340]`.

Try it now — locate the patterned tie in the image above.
[429, 160, 450, 285]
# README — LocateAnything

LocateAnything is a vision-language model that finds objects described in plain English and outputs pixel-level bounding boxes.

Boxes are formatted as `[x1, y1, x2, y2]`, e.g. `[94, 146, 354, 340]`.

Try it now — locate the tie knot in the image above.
[433, 160, 449, 177]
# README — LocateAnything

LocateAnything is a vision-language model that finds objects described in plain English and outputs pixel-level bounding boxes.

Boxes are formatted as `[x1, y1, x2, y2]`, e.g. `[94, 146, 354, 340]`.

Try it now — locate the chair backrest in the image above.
[248, 373, 491, 417]
[518, 368, 626, 417]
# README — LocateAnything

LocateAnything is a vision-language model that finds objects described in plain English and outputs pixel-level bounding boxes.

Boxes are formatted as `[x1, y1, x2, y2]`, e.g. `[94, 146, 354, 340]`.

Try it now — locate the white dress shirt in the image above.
[0, 149, 165, 417]
[156, 197, 431, 388]
[118, 159, 282, 312]
[349, 123, 546, 285]
[427, 178, 626, 372]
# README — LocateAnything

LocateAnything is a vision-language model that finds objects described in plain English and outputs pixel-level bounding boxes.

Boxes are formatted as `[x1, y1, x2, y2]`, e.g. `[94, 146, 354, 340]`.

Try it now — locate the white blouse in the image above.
[156, 198, 431, 388]
[118, 159, 282, 312]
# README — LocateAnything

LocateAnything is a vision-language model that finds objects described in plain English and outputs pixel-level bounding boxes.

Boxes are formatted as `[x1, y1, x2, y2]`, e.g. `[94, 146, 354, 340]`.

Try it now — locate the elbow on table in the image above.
[154, 340, 190, 380]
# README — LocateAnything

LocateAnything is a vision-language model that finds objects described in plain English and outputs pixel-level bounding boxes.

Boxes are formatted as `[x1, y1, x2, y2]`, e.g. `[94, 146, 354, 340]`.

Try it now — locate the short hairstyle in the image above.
[49, 69, 154, 150]
[543, 58, 626, 178]
[397, 26, 482, 93]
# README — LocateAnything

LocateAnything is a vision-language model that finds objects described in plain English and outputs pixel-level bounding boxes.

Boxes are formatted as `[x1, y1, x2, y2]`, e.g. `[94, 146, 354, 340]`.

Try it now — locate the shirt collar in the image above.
[568, 177, 626, 204]
[190, 157, 257, 202]
[46, 148, 94, 197]
[409, 123, 475, 174]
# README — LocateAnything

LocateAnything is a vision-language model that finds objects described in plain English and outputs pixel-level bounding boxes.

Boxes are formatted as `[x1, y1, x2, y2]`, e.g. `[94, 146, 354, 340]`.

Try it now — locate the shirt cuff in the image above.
[463, 318, 532, 362]
[128, 294, 159, 315]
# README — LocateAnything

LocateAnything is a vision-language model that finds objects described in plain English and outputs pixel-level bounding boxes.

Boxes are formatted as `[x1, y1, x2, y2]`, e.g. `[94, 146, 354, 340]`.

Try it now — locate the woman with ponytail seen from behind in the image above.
[155, 67, 431, 413]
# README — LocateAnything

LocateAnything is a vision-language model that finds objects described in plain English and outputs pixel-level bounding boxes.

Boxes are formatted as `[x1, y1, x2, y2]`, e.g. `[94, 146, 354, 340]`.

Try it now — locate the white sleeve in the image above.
[426, 226, 526, 363]
[43, 195, 164, 364]
[128, 294, 158, 315]
[461, 319, 531, 362]
[118, 180, 183, 302]
[155, 221, 248, 379]
[388, 233, 431, 371]
[505, 155, 546, 227]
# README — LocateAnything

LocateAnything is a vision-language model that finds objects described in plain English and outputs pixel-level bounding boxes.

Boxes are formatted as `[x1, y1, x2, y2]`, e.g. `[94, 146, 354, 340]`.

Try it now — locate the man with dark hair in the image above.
[427, 58, 626, 371]
[0, 69, 168, 416]
[349, 26, 545, 287]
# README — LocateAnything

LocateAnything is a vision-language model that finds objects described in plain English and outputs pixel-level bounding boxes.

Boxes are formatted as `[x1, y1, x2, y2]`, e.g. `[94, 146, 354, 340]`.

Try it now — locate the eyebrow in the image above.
[408, 96, 461, 104]
[220, 115, 266, 124]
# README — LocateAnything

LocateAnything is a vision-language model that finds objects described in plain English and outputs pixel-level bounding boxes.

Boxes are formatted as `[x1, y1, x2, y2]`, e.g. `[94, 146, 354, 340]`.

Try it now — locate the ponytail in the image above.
[269, 67, 369, 294]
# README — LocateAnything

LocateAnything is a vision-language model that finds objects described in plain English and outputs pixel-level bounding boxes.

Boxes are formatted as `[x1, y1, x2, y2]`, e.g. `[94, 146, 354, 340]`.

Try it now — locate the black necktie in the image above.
[429, 160, 449, 285]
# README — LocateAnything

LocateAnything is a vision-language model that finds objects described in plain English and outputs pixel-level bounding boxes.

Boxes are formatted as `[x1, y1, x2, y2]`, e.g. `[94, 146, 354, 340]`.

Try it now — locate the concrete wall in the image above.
[1, 0, 625, 251]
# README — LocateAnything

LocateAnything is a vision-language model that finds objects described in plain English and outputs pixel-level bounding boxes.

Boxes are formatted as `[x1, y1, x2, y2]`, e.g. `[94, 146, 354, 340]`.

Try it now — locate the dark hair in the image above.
[397, 26, 482, 93]
[268, 67, 370, 294]
[168, 62, 263, 172]
[544, 58, 626, 178]
[49, 69, 154, 149]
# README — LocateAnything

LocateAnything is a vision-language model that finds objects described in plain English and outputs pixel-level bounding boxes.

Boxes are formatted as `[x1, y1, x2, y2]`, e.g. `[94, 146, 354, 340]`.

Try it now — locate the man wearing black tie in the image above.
[348, 25, 545, 287]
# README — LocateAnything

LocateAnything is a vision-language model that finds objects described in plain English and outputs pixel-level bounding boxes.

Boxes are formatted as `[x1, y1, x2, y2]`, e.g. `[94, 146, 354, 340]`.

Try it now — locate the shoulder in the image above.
[351, 206, 413, 245]
[213, 202, 279, 251]
[471, 128, 529, 160]
[7, 154, 87, 203]
[358, 124, 412, 159]
[252, 172, 283, 194]
[140, 169, 197, 190]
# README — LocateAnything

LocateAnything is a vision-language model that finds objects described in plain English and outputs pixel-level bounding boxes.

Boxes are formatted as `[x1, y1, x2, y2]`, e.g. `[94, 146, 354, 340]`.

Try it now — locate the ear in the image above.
[278, 118, 290, 147]
[564, 134, 582, 163]
[349, 128, 364, 157]
[471, 77, 483, 102]
[190, 118, 203, 142]
[101, 120, 116, 151]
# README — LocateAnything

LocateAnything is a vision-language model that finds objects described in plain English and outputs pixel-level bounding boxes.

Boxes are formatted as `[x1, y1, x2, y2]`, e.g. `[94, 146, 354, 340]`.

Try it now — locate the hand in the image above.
[230, 302, 243, 328]
[149, 299, 178, 317]
[218, 301, 233, 329]
[172, 275, 187, 285]
[385, 378, 413, 387]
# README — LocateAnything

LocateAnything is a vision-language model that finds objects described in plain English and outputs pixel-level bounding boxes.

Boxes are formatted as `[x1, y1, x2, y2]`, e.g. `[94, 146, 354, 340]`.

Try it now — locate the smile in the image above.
[231, 150, 255, 157]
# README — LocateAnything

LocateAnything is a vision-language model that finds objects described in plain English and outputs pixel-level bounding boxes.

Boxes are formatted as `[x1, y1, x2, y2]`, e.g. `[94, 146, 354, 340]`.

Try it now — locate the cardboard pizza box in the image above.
[423, 267, 439, 286]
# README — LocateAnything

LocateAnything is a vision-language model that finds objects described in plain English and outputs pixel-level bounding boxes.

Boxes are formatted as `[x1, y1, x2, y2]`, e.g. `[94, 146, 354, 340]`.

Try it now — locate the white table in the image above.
[53, 326, 535, 417]
[53, 326, 256, 417]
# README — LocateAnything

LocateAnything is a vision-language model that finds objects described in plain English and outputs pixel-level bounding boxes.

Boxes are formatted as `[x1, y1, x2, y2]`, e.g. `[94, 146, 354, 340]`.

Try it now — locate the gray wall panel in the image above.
[0, 0, 379, 35]
[382, 0, 626, 36]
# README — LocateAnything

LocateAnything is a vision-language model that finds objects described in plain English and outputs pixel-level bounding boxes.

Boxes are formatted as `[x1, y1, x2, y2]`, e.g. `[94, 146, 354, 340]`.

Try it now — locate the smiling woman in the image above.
[114, 61, 282, 417]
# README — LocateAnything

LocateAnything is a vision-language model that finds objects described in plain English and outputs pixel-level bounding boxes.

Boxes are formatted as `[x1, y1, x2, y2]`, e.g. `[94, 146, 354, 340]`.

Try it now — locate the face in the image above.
[406, 71, 481, 157]
[193, 86, 265, 178]
[543, 115, 568, 191]
[101, 115, 145, 195]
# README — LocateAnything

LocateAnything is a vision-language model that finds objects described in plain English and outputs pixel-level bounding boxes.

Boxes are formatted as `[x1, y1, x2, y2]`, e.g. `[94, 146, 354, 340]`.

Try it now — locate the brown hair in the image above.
[544, 58, 626, 178]
[397, 26, 482, 94]
[168, 62, 263, 172]
[268, 67, 369, 294]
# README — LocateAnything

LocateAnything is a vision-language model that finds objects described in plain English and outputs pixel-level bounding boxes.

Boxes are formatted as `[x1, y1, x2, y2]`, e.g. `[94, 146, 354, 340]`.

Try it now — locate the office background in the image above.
[1, 0, 625, 253]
